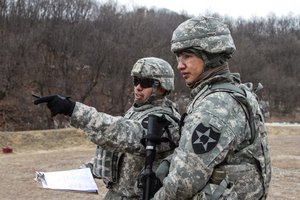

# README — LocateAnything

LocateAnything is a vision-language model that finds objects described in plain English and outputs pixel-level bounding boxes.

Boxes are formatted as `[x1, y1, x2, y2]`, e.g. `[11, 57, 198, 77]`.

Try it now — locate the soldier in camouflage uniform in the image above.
[34, 57, 181, 199]
[152, 17, 272, 200]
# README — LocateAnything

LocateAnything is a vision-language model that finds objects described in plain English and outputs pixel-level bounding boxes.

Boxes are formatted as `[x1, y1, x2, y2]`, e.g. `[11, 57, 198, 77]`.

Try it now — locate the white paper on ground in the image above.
[35, 168, 98, 193]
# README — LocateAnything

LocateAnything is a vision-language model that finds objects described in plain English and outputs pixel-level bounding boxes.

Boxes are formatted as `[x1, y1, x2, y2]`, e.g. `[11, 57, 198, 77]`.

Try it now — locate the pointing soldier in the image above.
[152, 17, 272, 200]
[34, 57, 181, 199]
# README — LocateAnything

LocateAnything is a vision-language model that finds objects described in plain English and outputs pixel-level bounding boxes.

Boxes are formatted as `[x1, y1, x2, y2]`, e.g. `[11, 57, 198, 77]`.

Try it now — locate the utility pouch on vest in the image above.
[192, 178, 237, 200]
[217, 164, 258, 182]
[210, 167, 226, 185]
[92, 147, 124, 188]
[195, 164, 259, 199]
[104, 151, 124, 188]
[190, 166, 238, 200]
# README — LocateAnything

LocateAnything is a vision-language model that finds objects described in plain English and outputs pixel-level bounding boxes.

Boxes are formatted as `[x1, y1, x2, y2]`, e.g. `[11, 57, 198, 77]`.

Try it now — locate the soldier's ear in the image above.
[157, 87, 168, 96]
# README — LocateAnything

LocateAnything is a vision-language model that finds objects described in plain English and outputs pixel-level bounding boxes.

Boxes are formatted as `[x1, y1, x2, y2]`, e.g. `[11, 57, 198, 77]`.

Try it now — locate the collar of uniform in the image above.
[133, 98, 166, 112]
[190, 72, 240, 98]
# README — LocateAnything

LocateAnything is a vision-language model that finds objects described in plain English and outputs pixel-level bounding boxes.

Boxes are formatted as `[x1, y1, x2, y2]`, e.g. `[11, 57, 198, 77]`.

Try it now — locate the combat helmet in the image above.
[131, 57, 174, 92]
[171, 16, 236, 58]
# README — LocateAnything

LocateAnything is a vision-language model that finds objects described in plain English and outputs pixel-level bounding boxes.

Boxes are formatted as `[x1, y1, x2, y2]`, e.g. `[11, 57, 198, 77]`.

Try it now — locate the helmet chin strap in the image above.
[134, 80, 160, 107]
[186, 47, 230, 70]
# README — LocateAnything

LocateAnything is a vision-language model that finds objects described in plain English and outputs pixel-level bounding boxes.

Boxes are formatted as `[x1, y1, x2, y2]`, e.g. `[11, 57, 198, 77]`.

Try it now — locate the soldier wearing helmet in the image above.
[33, 57, 181, 200]
[131, 57, 175, 106]
[153, 17, 271, 200]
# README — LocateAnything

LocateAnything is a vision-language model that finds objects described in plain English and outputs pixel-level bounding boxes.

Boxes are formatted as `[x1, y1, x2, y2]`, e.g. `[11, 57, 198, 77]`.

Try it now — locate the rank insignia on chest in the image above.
[191, 123, 220, 154]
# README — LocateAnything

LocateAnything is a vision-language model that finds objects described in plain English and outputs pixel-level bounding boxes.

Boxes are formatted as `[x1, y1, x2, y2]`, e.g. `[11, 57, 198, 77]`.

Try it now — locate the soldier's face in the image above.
[176, 52, 205, 85]
[133, 82, 153, 101]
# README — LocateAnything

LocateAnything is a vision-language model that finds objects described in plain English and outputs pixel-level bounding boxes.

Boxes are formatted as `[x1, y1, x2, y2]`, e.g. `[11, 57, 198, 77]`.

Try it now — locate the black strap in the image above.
[162, 126, 177, 150]
[179, 113, 187, 137]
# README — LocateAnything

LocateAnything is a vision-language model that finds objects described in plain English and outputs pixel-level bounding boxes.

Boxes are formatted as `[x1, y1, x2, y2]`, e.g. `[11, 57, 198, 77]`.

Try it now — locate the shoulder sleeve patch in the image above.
[192, 123, 220, 154]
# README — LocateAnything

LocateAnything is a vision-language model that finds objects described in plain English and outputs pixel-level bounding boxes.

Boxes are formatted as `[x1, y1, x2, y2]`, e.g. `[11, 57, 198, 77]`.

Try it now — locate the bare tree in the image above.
[0, 0, 299, 130]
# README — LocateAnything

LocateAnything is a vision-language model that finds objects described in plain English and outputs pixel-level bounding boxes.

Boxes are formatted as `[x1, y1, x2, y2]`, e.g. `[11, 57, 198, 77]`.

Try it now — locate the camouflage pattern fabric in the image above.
[152, 72, 271, 200]
[171, 16, 236, 55]
[70, 97, 180, 199]
[82, 146, 122, 186]
[131, 57, 175, 91]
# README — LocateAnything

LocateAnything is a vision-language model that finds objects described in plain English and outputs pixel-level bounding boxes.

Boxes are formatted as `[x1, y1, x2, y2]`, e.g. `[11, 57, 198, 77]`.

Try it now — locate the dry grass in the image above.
[0, 125, 299, 200]
[0, 128, 94, 153]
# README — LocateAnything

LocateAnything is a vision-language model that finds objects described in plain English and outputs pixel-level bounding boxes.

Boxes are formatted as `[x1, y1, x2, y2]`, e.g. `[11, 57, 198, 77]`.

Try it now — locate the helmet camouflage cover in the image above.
[131, 57, 175, 91]
[171, 16, 236, 55]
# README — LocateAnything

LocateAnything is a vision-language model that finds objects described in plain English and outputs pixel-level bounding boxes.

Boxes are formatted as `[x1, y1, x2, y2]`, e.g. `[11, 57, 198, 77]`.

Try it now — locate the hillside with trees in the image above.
[0, 0, 299, 131]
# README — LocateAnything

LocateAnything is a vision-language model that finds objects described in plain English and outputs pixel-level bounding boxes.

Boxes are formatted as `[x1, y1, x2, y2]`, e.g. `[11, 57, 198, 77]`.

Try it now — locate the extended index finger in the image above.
[33, 95, 56, 105]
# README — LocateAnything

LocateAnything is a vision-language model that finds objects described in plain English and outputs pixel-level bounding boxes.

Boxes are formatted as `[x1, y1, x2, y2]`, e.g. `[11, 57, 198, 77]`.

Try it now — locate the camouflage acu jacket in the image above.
[70, 97, 181, 199]
[153, 72, 271, 200]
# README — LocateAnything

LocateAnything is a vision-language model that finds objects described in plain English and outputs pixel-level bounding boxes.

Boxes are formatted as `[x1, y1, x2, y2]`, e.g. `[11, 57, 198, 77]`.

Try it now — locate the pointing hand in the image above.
[33, 95, 75, 117]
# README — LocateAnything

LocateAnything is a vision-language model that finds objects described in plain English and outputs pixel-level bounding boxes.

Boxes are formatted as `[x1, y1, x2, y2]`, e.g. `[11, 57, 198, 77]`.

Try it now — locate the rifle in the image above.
[140, 114, 170, 200]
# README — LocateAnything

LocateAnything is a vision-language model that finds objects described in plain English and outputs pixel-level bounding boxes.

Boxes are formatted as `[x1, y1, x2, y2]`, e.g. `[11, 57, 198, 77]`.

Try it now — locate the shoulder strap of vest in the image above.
[146, 106, 180, 124]
[209, 82, 256, 144]
[210, 82, 246, 96]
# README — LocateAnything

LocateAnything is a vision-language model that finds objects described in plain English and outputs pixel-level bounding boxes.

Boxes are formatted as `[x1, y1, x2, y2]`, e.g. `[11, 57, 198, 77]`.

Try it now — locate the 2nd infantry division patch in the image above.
[192, 123, 220, 154]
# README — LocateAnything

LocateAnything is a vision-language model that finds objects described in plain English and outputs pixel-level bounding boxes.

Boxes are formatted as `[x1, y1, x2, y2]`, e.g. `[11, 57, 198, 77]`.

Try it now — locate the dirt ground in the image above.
[0, 125, 299, 200]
